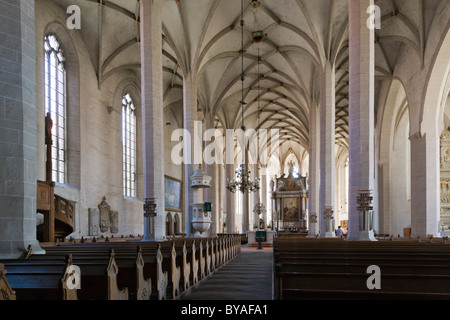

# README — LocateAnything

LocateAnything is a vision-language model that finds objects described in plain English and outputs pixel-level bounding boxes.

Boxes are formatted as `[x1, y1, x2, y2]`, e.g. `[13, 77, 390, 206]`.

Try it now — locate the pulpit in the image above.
[36, 180, 55, 242]
[36, 113, 75, 242]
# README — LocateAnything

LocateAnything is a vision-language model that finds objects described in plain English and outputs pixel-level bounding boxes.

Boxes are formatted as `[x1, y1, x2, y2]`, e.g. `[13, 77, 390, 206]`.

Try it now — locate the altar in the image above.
[247, 230, 277, 244]
[271, 164, 308, 233]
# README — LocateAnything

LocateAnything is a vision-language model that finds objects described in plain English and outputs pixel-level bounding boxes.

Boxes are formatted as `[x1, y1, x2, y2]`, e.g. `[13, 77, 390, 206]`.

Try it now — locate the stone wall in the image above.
[33, 0, 162, 239]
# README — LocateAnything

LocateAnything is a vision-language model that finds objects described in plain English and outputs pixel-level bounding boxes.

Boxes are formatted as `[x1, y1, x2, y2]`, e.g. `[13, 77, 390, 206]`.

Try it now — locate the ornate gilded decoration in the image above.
[440, 129, 450, 236]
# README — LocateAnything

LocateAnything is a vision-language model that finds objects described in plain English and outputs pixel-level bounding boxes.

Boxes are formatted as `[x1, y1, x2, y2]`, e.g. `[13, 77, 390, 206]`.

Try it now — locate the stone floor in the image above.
[180, 246, 274, 300]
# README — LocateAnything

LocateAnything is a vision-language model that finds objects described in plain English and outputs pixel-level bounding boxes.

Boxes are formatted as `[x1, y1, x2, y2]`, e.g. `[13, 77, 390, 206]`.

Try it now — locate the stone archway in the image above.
[166, 213, 173, 236]
[378, 79, 411, 236]
[174, 214, 180, 235]
[414, 24, 450, 237]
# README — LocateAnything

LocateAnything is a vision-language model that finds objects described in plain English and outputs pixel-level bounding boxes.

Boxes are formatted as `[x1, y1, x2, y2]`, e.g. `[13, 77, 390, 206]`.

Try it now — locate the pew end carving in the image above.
[0, 264, 16, 300]
[107, 249, 129, 300]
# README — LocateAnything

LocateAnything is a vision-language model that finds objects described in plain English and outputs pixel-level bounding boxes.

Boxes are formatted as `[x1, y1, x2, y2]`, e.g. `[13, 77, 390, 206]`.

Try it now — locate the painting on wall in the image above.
[164, 176, 182, 212]
[282, 197, 300, 222]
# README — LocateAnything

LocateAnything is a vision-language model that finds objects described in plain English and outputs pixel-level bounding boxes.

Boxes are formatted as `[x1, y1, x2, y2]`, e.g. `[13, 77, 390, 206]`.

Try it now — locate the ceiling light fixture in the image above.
[227, 0, 260, 194]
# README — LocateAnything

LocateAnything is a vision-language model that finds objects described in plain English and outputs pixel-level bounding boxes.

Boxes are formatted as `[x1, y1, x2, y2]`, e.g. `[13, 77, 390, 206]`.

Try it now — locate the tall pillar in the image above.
[308, 103, 320, 237]
[0, 0, 45, 258]
[251, 164, 259, 229]
[183, 73, 200, 237]
[242, 153, 250, 233]
[217, 163, 223, 233]
[409, 131, 440, 237]
[204, 112, 217, 236]
[348, 0, 377, 241]
[260, 167, 268, 228]
[226, 163, 236, 233]
[140, 0, 165, 241]
[319, 61, 336, 238]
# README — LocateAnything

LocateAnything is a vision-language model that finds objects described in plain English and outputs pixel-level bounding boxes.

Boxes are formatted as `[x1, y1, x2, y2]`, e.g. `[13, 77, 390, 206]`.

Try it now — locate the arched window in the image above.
[44, 34, 66, 184]
[122, 93, 137, 198]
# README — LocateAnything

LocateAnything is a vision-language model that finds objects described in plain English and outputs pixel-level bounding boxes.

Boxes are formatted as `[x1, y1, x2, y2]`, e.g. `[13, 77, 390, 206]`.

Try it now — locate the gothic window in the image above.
[122, 93, 137, 198]
[44, 34, 66, 184]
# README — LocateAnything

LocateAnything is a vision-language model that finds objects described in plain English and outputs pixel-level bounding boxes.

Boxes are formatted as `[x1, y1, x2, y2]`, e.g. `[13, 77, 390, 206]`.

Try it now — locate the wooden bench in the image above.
[273, 238, 450, 300]
[2, 234, 241, 301]
[49, 239, 208, 300]
[0, 264, 16, 300]
[42, 242, 169, 300]
[0, 255, 80, 300]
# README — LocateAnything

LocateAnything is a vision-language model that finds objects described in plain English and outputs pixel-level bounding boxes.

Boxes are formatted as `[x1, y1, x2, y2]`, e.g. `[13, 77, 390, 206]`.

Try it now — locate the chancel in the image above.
[0, 0, 450, 302]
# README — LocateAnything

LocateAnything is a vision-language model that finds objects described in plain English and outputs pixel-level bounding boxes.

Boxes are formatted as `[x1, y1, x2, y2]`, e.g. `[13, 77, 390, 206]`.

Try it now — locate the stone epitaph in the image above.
[99, 197, 111, 233]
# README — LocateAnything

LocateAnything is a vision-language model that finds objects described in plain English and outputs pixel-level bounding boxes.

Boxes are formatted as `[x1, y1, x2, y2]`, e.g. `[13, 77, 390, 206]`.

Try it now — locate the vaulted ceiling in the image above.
[51, 0, 442, 165]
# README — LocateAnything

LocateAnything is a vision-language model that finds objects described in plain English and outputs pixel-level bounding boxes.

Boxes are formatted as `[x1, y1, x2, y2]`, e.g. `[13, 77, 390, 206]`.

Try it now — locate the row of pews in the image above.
[273, 237, 450, 300]
[0, 235, 241, 300]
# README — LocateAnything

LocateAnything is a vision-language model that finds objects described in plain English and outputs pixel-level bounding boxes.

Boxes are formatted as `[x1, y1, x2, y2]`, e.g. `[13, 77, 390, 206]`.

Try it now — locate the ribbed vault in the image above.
[53, 0, 441, 166]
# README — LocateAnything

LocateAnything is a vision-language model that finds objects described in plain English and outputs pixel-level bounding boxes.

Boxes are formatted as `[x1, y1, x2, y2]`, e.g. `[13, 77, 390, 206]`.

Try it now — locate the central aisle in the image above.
[180, 247, 273, 300]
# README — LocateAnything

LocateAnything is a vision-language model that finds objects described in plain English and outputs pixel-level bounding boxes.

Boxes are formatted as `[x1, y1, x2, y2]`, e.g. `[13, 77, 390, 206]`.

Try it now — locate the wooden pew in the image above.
[199, 240, 206, 279]
[0, 255, 79, 300]
[47, 242, 172, 300]
[273, 238, 450, 300]
[32, 243, 163, 300]
[182, 241, 191, 291]
[77, 249, 128, 300]
[119, 246, 152, 300]
[210, 239, 216, 272]
[41, 239, 196, 300]
[0, 264, 17, 300]
[186, 239, 199, 285]
[10, 234, 240, 301]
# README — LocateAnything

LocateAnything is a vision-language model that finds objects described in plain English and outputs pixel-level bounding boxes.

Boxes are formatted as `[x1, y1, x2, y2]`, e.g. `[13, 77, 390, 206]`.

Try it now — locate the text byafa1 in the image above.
[180, 304, 268, 317]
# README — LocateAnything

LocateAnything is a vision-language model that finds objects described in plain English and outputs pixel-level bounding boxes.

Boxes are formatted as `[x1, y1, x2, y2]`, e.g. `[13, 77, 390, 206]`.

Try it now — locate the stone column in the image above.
[140, 0, 165, 241]
[308, 103, 320, 237]
[348, 0, 377, 241]
[319, 61, 336, 238]
[225, 163, 236, 233]
[217, 163, 223, 233]
[251, 164, 259, 229]
[260, 167, 268, 228]
[183, 73, 201, 237]
[0, 0, 45, 258]
[204, 111, 217, 236]
[409, 131, 440, 237]
[242, 153, 250, 233]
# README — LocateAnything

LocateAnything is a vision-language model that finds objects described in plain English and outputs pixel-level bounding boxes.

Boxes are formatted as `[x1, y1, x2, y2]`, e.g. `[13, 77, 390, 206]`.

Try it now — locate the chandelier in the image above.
[226, 0, 260, 194]
[227, 164, 260, 193]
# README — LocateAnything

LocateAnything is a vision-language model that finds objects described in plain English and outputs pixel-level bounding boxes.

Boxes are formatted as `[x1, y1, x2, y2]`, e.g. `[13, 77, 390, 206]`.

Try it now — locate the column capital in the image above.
[309, 213, 318, 223]
[409, 131, 423, 142]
